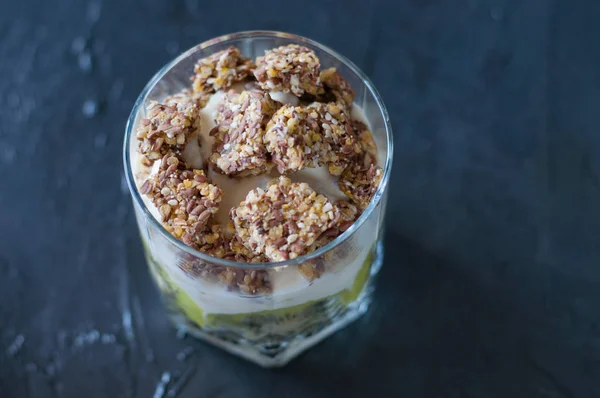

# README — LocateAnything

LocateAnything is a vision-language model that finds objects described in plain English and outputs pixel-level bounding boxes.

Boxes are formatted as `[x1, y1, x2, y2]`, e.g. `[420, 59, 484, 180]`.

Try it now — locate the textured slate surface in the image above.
[1, 0, 599, 397]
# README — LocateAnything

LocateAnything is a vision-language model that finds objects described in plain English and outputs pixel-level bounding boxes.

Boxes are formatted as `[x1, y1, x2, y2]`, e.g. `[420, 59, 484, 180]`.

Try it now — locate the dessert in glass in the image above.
[123, 31, 393, 367]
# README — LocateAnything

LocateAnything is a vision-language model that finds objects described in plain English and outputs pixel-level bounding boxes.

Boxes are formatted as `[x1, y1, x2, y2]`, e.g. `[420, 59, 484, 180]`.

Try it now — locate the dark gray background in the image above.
[1, 0, 599, 397]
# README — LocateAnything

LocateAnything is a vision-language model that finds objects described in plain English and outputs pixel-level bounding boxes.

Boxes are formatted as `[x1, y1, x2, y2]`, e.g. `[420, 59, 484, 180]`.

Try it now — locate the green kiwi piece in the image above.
[205, 298, 319, 328]
[145, 253, 208, 328]
[339, 248, 374, 305]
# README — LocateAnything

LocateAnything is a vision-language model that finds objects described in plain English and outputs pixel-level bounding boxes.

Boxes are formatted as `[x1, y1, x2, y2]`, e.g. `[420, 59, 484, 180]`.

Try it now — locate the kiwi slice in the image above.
[143, 242, 374, 329]
[170, 279, 207, 328]
[205, 297, 319, 329]
[339, 248, 374, 305]
[145, 254, 208, 328]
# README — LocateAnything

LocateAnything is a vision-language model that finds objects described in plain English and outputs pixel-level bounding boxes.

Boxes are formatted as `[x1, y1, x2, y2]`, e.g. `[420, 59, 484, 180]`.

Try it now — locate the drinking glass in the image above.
[123, 31, 393, 367]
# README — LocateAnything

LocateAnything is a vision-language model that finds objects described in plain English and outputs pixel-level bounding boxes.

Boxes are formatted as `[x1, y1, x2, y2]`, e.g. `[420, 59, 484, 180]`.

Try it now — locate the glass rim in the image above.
[123, 30, 394, 269]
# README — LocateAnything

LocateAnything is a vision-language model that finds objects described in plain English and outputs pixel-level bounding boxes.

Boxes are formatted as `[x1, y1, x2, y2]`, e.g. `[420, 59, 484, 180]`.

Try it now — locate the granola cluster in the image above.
[192, 46, 254, 94]
[180, 224, 271, 294]
[231, 177, 339, 262]
[297, 262, 324, 282]
[309, 102, 362, 176]
[135, 43, 386, 292]
[310, 200, 361, 250]
[319, 67, 355, 109]
[254, 44, 321, 97]
[165, 88, 212, 112]
[264, 105, 326, 173]
[140, 154, 223, 244]
[180, 221, 269, 263]
[210, 89, 280, 176]
[136, 99, 200, 162]
[263, 102, 362, 176]
[339, 157, 383, 210]
[298, 200, 361, 281]
[353, 120, 378, 157]
[182, 257, 271, 295]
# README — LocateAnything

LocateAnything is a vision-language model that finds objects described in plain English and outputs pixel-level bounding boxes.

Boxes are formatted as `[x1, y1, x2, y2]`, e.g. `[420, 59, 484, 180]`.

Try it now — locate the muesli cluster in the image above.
[254, 44, 321, 96]
[135, 43, 384, 292]
[192, 46, 255, 94]
[211, 89, 280, 176]
[339, 154, 383, 210]
[136, 100, 200, 162]
[318, 67, 355, 109]
[231, 176, 339, 262]
[309, 102, 362, 176]
[264, 105, 326, 173]
[139, 154, 222, 245]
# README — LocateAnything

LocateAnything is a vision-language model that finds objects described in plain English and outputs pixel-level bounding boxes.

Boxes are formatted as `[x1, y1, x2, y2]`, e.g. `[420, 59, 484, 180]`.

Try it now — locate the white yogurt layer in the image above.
[132, 86, 380, 316]
[152, 229, 373, 315]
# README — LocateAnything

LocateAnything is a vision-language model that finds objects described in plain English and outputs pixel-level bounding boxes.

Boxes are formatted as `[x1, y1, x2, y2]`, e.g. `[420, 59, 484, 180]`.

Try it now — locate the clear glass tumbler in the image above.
[123, 31, 393, 367]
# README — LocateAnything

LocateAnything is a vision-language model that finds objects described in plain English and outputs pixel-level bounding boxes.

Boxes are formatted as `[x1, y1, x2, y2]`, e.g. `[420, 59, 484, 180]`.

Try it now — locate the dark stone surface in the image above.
[1, 0, 599, 396]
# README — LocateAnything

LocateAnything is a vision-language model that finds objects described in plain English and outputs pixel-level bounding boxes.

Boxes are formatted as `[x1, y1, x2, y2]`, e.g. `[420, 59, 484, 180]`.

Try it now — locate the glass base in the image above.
[165, 242, 383, 367]
[172, 286, 372, 367]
